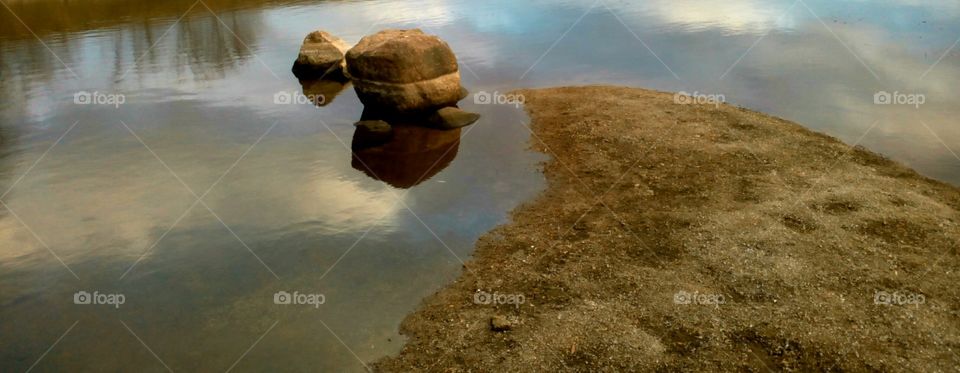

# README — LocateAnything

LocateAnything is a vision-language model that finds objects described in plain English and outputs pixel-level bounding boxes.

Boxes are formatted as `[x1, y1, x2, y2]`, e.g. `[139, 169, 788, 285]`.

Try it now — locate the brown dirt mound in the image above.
[374, 86, 960, 372]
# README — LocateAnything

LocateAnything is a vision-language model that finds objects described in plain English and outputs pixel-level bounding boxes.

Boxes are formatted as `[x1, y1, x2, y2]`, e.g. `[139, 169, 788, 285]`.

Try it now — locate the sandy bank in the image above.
[375, 86, 960, 372]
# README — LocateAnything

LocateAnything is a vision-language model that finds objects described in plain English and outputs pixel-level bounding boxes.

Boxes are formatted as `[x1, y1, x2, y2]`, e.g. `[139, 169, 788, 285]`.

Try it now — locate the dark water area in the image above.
[1, 0, 958, 371]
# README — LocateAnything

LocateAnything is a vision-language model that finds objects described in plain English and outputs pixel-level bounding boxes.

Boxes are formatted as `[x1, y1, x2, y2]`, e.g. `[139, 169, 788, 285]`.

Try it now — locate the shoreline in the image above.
[375, 86, 960, 371]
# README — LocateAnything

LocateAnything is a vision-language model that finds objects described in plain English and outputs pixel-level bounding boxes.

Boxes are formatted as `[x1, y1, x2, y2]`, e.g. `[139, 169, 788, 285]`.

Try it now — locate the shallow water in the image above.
[1, 0, 958, 371]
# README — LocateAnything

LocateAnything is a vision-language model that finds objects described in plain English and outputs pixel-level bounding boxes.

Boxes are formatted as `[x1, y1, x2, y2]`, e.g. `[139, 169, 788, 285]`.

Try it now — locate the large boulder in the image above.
[292, 30, 350, 79]
[346, 29, 466, 113]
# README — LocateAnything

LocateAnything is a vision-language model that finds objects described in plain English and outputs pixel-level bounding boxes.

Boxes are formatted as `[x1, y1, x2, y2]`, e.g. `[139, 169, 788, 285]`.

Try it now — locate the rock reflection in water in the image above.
[351, 120, 461, 189]
[299, 77, 350, 107]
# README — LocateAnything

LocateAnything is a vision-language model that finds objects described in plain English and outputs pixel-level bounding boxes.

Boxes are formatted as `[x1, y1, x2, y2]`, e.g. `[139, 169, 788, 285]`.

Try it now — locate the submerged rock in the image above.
[428, 107, 481, 129]
[292, 30, 350, 79]
[346, 29, 466, 113]
[352, 120, 393, 149]
[359, 105, 480, 132]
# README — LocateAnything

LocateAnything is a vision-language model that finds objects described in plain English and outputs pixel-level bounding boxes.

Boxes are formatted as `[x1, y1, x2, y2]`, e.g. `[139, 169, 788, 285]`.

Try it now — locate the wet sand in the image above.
[375, 86, 960, 371]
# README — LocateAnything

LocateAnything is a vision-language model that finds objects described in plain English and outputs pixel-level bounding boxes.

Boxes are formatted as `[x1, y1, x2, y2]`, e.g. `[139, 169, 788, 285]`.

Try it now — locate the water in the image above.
[1, 0, 958, 371]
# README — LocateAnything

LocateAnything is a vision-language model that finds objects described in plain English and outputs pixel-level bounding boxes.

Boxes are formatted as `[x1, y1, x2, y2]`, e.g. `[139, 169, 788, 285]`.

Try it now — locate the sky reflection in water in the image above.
[0, 0, 958, 371]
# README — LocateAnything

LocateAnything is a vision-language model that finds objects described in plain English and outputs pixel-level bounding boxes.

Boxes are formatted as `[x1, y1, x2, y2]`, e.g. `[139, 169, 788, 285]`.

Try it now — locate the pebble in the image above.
[490, 315, 512, 332]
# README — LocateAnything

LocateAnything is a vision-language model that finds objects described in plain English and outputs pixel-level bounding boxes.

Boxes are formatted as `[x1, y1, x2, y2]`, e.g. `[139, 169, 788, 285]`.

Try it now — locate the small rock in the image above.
[428, 107, 480, 129]
[352, 120, 393, 149]
[490, 315, 511, 332]
[292, 30, 350, 79]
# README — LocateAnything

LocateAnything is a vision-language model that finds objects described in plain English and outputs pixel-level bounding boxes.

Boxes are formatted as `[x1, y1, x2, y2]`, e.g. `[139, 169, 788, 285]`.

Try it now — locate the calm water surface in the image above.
[1, 0, 958, 371]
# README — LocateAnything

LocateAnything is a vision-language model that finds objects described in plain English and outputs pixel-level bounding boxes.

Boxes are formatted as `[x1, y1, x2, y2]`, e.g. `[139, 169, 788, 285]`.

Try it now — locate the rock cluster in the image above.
[291, 28, 480, 188]
[291, 28, 479, 128]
